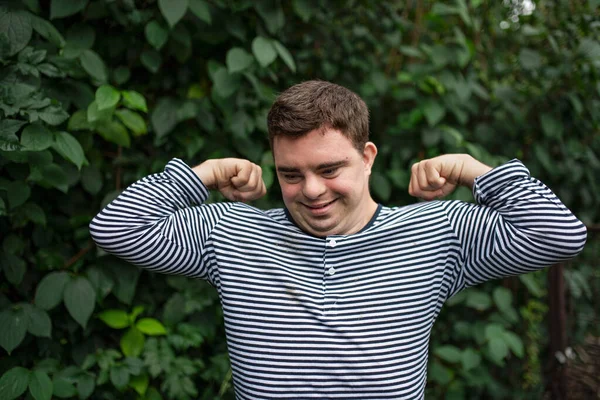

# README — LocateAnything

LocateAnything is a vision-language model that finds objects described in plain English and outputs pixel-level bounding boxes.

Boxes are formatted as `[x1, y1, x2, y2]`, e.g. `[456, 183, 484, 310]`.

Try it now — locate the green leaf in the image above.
[159, 0, 189, 28]
[37, 105, 69, 126]
[519, 274, 544, 297]
[28, 370, 53, 400]
[272, 40, 296, 73]
[0, 119, 27, 151]
[40, 163, 70, 193]
[422, 101, 446, 127]
[226, 47, 254, 74]
[292, 0, 312, 22]
[484, 323, 505, 341]
[0, 308, 28, 354]
[465, 290, 491, 311]
[493, 286, 512, 312]
[31, 15, 65, 47]
[145, 387, 163, 400]
[145, 21, 168, 50]
[129, 373, 149, 396]
[255, 0, 285, 34]
[80, 49, 108, 82]
[0, 367, 30, 400]
[151, 98, 179, 137]
[96, 85, 121, 111]
[136, 318, 167, 336]
[502, 331, 524, 358]
[434, 345, 462, 363]
[0, 199, 6, 216]
[370, 172, 391, 201]
[121, 91, 148, 113]
[50, 0, 88, 19]
[115, 109, 147, 136]
[488, 337, 508, 364]
[110, 365, 130, 390]
[35, 272, 70, 310]
[81, 165, 103, 195]
[211, 67, 241, 98]
[26, 306, 52, 338]
[189, 0, 211, 24]
[20, 202, 47, 226]
[140, 49, 162, 74]
[540, 113, 563, 139]
[1, 253, 26, 285]
[460, 348, 481, 371]
[7, 181, 31, 209]
[113, 66, 130, 85]
[96, 120, 130, 147]
[76, 374, 94, 399]
[0, 7, 33, 58]
[578, 38, 600, 60]
[519, 48, 542, 70]
[67, 110, 92, 131]
[52, 131, 86, 169]
[163, 293, 187, 325]
[252, 36, 277, 68]
[52, 376, 76, 398]
[87, 100, 112, 124]
[63, 276, 96, 328]
[98, 310, 130, 329]
[428, 361, 453, 385]
[20, 123, 53, 151]
[120, 327, 145, 357]
[130, 305, 145, 321]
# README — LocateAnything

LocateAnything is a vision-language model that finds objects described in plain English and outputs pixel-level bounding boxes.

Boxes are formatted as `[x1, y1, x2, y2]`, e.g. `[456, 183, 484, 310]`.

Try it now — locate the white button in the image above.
[327, 266, 336, 275]
[328, 239, 337, 247]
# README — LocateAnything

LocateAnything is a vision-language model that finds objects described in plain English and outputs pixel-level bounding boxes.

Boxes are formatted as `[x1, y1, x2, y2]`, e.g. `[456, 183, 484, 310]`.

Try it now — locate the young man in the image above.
[90, 80, 587, 399]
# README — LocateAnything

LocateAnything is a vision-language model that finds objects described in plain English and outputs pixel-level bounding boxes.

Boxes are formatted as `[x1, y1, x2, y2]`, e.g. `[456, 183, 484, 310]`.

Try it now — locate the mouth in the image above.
[302, 199, 337, 215]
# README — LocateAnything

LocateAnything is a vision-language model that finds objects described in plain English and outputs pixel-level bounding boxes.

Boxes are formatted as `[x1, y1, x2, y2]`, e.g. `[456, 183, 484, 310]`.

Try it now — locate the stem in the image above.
[64, 242, 94, 269]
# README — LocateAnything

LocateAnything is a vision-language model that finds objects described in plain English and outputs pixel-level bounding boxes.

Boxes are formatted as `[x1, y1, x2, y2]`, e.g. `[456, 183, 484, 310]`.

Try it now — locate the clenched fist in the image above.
[193, 158, 267, 202]
[409, 154, 492, 201]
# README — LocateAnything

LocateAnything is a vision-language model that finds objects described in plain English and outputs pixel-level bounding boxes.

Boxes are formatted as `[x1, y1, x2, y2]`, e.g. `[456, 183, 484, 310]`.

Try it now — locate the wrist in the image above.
[460, 154, 492, 189]
[192, 160, 217, 189]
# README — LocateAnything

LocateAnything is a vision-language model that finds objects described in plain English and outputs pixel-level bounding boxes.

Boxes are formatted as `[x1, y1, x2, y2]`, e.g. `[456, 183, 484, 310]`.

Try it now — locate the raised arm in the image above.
[89, 158, 265, 278]
[409, 154, 587, 295]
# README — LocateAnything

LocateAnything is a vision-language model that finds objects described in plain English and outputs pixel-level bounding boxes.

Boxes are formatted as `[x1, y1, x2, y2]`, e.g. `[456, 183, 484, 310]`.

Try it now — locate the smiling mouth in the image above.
[303, 199, 337, 210]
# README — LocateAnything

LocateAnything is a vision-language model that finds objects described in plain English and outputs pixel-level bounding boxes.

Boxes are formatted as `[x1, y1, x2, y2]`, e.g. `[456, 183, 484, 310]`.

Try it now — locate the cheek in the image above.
[279, 183, 299, 203]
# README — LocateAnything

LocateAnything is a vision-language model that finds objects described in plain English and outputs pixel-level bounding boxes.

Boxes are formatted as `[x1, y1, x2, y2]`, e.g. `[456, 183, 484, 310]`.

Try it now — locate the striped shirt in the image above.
[89, 158, 587, 399]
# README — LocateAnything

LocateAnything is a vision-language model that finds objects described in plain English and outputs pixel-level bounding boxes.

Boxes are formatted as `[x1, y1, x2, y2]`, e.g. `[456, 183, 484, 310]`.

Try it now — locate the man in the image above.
[90, 80, 587, 399]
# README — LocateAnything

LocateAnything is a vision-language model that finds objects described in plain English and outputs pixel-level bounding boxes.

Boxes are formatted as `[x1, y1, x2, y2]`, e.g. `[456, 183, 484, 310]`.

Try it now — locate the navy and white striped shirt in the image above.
[90, 158, 587, 399]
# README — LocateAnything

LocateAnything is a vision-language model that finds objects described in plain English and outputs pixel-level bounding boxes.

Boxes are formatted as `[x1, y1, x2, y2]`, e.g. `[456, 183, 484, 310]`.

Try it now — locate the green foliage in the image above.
[0, 0, 598, 399]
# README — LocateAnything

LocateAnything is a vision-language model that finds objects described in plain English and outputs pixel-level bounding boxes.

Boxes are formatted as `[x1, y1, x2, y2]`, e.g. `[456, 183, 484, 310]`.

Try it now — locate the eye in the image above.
[321, 168, 339, 177]
[282, 174, 302, 183]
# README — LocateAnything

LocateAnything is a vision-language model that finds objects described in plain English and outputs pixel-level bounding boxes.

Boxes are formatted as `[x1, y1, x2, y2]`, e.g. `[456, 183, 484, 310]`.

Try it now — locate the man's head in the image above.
[267, 81, 378, 237]
[267, 80, 370, 151]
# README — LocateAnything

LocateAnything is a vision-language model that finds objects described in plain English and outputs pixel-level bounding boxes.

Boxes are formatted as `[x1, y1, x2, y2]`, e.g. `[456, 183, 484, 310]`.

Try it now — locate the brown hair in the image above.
[267, 80, 369, 151]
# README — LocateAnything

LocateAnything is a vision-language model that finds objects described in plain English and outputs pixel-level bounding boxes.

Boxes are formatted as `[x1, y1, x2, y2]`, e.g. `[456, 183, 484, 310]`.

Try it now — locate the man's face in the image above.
[273, 128, 378, 237]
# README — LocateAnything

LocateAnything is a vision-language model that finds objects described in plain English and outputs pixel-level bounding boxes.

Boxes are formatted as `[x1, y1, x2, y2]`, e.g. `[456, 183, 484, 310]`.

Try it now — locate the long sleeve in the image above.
[89, 158, 234, 279]
[443, 159, 587, 296]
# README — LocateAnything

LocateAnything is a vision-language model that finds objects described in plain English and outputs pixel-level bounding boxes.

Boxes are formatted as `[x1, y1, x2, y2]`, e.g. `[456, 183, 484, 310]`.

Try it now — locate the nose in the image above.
[302, 174, 326, 199]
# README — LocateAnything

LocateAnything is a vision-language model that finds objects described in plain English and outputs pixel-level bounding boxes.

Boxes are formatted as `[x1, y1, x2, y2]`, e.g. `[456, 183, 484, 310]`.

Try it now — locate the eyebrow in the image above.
[276, 160, 349, 173]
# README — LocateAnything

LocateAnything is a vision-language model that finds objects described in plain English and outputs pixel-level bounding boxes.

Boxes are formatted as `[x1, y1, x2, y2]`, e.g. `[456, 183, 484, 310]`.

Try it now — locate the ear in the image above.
[362, 142, 377, 175]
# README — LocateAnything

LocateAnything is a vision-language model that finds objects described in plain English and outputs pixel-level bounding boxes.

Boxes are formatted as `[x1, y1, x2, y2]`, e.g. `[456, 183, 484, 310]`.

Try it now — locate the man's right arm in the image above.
[89, 158, 266, 279]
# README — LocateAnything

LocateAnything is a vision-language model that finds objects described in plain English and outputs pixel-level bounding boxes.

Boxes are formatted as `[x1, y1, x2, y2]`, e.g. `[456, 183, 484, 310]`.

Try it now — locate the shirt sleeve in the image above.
[443, 159, 587, 297]
[89, 158, 234, 279]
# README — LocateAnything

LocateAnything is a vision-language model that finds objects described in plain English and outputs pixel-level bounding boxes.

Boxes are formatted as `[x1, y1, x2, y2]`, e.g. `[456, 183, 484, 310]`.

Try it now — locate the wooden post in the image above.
[548, 263, 568, 399]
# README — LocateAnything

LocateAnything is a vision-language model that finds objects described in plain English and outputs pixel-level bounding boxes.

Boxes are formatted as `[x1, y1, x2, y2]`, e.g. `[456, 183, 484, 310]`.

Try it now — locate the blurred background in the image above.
[0, 0, 598, 399]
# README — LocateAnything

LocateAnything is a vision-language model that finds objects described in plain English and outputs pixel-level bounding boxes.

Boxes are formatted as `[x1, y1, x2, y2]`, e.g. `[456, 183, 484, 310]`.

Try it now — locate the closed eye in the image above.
[321, 168, 339, 177]
[282, 174, 302, 183]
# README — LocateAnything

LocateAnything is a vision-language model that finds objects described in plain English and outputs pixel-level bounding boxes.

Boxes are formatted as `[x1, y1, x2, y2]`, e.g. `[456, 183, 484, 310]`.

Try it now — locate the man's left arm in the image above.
[409, 154, 588, 294]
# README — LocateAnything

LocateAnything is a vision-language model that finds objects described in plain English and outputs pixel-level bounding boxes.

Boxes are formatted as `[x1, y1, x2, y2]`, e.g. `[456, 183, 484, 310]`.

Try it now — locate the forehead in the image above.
[273, 129, 359, 167]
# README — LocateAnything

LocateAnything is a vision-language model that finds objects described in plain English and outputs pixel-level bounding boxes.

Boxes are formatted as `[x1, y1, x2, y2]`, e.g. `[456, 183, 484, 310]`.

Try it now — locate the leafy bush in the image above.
[0, 0, 598, 399]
